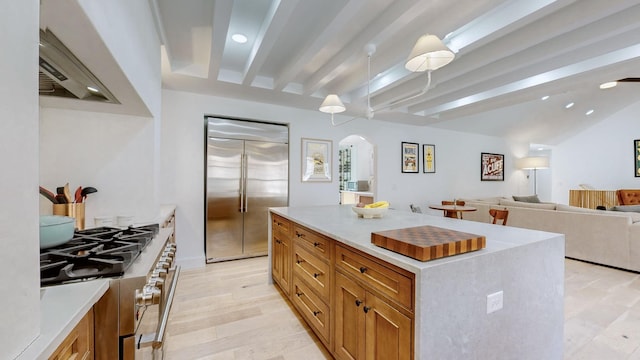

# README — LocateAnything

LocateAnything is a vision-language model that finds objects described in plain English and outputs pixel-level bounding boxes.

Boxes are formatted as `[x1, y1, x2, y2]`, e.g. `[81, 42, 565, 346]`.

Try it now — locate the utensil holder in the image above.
[53, 203, 85, 230]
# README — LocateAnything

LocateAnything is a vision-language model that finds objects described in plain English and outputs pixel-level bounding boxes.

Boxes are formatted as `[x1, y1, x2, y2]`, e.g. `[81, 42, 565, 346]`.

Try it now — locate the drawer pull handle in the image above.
[313, 273, 320, 278]
[296, 232, 304, 238]
[363, 306, 371, 313]
[359, 267, 367, 274]
[296, 292, 302, 297]
[355, 299, 362, 307]
[296, 260, 304, 264]
[313, 310, 321, 316]
[313, 242, 320, 247]
[275, 239, 281, 244]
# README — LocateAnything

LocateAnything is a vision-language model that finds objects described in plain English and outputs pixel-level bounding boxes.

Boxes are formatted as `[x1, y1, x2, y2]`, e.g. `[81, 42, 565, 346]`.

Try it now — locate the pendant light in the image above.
[319, 34, 454, 125]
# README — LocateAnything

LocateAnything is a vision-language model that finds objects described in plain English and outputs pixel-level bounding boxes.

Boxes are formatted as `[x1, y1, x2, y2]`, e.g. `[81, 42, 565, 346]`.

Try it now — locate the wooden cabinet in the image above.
[272, 214, 292, 296]
[291, 223, 333, 349]
[334, 244, 413, 360]
[48, 308, 94, 360]
[270, 211, 415, 360]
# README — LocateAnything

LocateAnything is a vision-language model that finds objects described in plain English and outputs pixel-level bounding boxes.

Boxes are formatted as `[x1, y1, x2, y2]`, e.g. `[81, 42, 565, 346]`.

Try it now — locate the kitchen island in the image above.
[268, 205, 564, 359]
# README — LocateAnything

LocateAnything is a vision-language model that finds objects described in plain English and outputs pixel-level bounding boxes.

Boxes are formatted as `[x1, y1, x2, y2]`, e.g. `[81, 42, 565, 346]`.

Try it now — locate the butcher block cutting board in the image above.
[371, 225, 486, 262]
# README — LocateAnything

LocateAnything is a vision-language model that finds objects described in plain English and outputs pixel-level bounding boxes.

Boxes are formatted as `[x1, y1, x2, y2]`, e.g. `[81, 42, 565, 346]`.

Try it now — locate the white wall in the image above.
[39, 108, 158, 225]
[161, 89, 528, 268]
[552, 101, 640, 204]
[1, 1, 40, 358]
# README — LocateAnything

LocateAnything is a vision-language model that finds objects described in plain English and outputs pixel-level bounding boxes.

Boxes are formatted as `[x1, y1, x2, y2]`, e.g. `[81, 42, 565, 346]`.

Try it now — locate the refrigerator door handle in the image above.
[243, 153, 249, 212]
[239, 152, 245, 212]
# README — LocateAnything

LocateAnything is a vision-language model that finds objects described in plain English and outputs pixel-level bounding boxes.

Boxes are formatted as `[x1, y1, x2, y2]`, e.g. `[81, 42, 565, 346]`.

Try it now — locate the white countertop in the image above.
[15, 280, 109, 360]
[270, 204, 560, 274]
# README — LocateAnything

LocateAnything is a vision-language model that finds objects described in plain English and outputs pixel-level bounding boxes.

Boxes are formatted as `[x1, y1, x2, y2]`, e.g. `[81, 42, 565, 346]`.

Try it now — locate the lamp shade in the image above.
[319, 94, 346, 114]
[517, 156, 550, 169]
[405, 34, 455, 72]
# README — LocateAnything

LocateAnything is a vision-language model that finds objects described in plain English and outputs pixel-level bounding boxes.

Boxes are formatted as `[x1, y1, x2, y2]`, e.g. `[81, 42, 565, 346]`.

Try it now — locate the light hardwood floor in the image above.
[158, 256, 640, 359]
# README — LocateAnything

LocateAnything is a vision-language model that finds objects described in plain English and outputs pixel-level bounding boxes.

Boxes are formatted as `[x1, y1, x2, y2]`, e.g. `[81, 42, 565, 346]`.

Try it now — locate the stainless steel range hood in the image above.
[39, 29, 119, 104]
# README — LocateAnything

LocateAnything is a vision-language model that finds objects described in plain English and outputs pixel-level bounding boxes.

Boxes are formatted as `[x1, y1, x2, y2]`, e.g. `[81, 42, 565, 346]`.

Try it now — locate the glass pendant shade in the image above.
[319, 94, 346, 114]
[405, 34, 455, 72]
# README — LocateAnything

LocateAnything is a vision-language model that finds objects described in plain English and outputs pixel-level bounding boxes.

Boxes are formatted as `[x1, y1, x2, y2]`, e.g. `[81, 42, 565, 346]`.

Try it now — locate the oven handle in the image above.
[152, 265, 181, 349]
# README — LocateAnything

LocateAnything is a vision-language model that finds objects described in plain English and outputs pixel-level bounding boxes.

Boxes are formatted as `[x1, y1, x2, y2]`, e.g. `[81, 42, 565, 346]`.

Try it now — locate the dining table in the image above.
[428, 204, 478, 219]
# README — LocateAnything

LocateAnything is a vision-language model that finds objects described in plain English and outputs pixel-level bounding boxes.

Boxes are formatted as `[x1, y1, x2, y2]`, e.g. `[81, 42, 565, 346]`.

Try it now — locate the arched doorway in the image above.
[338, 135, 376, 205]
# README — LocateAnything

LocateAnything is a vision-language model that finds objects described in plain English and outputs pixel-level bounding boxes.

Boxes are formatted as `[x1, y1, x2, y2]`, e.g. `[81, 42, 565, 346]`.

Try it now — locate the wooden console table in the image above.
[569, 189, 618, 209]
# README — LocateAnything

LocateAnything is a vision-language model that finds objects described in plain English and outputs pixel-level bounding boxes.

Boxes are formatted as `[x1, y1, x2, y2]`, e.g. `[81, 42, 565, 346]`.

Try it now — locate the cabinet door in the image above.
[272, 232, 290, 295]
[334, 272, 366, 360]
[364, 292, 412, 360]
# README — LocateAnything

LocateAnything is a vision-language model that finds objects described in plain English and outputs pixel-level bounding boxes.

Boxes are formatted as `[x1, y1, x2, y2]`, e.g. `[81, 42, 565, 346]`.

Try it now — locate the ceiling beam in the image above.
[272, 0, 368, 92]
[241, 0, 300, 86]
[209, 0, 233, 81]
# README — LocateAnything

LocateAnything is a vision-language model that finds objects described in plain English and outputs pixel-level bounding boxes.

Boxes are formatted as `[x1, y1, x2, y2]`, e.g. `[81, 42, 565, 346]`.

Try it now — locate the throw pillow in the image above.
[609, 205, 640, 213]
[512, 194, 541, 203]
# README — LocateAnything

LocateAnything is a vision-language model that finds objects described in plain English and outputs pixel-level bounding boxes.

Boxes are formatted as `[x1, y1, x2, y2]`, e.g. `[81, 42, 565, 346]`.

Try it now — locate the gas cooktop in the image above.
[40, 224, 159, 286]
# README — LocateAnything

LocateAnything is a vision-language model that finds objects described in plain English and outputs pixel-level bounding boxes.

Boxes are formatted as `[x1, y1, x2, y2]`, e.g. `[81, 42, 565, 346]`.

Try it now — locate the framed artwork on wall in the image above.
[301, 138, 332, 182]
[401, 142, 419, 173]
[481, 152, 504, 181]
[635, 139, 640, 177]
[423, 144, 435, 173]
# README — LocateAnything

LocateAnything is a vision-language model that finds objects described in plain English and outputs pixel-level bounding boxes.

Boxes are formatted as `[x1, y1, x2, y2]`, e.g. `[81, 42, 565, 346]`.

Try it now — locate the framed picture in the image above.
[401, 142, 419, 173]
[423, 144, 435, 173]
[481, 152, 504, 181]
[302, 138, 332, 182]
[635, 139, 640, 177]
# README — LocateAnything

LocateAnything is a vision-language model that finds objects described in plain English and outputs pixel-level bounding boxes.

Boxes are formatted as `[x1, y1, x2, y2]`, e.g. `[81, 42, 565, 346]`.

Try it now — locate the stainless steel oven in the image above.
[92, 227, 179, 360]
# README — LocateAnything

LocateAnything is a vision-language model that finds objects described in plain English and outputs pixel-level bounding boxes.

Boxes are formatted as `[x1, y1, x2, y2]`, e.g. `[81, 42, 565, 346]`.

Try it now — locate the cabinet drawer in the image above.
[293, 225, 330, 260]
[272, 214, 291, 235]
[335, 244, 413, 311]
[294, 244, 331, 300]
[292, 275, 330, 344]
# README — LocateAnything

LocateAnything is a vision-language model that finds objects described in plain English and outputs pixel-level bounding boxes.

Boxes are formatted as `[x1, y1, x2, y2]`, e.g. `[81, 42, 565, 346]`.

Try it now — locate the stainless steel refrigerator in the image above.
[205, 117, 289, 262]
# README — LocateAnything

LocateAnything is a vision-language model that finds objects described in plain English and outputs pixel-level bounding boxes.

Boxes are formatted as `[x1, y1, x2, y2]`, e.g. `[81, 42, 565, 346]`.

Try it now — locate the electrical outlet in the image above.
[487, 291, 503, 314]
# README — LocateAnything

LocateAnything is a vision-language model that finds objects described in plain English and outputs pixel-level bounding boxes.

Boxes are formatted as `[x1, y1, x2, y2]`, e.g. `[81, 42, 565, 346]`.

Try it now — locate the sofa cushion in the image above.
[461, 197, 505, 205]
[512, 194, 541, 203]
[610, 205, 640, 213]
[556, 204, 601, 213]
[499, 199, 556, 210]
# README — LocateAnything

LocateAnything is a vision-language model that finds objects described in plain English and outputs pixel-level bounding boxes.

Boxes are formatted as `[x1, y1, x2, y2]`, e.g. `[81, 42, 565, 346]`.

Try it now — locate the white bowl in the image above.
[352, 206, 388, 219]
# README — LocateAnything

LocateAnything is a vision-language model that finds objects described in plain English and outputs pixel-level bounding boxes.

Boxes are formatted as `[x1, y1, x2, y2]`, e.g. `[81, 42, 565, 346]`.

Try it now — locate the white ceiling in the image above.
[39, 1, 640, 145]
[152, 0, 640, 145]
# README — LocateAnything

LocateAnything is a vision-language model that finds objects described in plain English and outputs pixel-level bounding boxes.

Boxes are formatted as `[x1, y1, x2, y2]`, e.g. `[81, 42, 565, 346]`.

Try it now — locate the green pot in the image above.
[40, 215, 75, 249]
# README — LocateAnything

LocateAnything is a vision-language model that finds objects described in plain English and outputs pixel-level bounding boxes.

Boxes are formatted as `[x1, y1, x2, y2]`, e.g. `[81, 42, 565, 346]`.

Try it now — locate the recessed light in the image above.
[599, 81, 617, 89]
[231, 33, 248, 44]
[586, 109, 594, 115]
[87, 86, 99, 93]
[541, 95, 549, 100]
[565, 102, 574, 109]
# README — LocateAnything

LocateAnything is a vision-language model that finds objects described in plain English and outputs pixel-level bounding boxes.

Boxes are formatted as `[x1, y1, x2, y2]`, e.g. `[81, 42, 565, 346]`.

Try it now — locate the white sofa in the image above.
[461, 197, 640, 272]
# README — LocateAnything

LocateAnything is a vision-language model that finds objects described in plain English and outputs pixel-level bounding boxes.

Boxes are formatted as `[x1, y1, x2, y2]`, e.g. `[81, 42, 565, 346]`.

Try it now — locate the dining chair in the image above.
[441, 200, 465, 219]
[489, 208, 509, 226]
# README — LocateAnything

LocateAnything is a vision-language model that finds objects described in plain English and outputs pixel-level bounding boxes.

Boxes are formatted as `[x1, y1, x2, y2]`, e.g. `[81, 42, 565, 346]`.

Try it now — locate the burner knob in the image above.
[135, 285, 161, 306]
[162, 250, 175, 259]
[156, 260, 171, 270]
[160, 255, 173, 266]
[165, 243, 177, 251]
[152, 268, 168, 279]
[148, 276, 165, 291]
